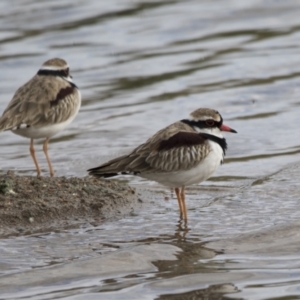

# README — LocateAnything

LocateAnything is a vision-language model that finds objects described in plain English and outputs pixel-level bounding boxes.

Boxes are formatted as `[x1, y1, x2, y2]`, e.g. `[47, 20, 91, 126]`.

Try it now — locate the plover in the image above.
[0, 58, 81, 176]
[88, 108, 236, 220]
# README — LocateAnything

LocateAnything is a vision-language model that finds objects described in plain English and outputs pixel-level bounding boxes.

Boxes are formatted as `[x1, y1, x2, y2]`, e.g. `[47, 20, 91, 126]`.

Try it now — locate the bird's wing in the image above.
[0, 75, 80, 131]
[88, 122, 211, 177]
[143, 131, 211, 172]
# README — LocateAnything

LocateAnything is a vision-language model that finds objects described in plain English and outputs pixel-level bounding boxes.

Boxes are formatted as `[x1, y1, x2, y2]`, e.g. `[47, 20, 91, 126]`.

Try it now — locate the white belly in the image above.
[141, 141, 224, 188]
[12, 115, 77, 139]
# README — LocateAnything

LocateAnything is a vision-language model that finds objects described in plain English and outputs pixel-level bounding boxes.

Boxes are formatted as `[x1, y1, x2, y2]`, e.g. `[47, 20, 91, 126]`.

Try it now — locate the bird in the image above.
[88, 108, 237, 220]
[0, 58, 81, 177]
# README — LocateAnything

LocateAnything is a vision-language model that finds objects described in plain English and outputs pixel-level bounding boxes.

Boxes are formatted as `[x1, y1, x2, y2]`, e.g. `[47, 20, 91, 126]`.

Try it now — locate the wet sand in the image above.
[0, 171, 138, 236]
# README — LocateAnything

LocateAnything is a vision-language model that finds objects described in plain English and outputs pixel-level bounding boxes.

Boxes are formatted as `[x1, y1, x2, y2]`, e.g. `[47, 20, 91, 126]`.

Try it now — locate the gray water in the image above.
[1, 0, 300, 299]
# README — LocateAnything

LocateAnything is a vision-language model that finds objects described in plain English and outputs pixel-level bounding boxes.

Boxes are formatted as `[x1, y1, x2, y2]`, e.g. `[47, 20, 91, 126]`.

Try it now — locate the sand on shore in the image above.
[0, 171, 138, 236]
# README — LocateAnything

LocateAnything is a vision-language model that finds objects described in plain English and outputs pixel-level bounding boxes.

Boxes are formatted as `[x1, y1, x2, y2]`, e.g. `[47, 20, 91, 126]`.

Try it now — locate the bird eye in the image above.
[206, 120, 215, 126]
[63, 68, 69, 76]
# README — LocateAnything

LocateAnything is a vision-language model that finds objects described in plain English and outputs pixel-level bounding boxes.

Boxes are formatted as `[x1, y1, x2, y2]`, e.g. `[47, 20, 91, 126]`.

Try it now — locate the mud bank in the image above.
[0, 171, 138, 236]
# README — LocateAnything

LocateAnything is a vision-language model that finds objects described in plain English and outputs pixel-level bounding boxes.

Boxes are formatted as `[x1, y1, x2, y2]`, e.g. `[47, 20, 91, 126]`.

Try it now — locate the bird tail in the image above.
[0, 115, 12, 132]
[0, 118, 6, 132]
[87, 154, 132, 178]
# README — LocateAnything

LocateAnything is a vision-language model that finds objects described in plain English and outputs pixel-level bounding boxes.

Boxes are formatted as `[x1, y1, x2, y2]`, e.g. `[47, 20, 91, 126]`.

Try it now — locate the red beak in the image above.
[220, 124, 237, 133]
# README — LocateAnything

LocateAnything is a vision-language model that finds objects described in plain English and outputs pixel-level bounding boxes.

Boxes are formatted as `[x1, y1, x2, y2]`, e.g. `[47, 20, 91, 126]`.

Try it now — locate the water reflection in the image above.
[157, 283, 239, 300]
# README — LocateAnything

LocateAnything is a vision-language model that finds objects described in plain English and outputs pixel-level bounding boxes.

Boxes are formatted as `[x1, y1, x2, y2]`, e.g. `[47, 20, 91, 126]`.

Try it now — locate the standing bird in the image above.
[0, 58, 81, 177]
[88, 108, 236, 220]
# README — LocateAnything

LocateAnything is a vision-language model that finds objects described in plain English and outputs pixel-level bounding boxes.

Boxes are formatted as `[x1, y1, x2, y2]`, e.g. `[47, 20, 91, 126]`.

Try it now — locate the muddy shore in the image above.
[0, 171, 138, 236]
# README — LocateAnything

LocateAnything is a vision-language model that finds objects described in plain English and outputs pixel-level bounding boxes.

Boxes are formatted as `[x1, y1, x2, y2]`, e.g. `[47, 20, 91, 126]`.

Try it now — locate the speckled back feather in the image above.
[0, 70, 80, 131]
[88, 121, 211, 176]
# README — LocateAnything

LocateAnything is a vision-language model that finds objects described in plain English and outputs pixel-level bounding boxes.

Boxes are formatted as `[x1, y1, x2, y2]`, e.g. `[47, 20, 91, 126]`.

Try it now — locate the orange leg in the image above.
[180, 186, 188, 220]
[43, 138, 54, 177]
[29, 139, 41, 177]
[175, 187, 183, 218]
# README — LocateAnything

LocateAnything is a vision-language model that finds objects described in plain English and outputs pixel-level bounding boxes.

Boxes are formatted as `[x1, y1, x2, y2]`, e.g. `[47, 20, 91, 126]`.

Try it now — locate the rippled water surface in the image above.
[1, 0, 300, 299]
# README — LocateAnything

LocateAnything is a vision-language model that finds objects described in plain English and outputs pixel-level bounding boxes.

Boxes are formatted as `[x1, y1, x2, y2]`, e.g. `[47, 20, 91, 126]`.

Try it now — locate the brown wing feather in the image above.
[145, 132, 210, 172]
[0, 75, 79, 131]
[88, 122, 211, 177]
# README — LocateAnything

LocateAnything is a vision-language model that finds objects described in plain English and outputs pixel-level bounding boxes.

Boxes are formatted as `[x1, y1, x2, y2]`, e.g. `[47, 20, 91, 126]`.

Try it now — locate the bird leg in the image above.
[180, 186, 188, 220]
[29, 139, 41, 177]
[43, 138, 54, 177]
[175, 187, 183, 219]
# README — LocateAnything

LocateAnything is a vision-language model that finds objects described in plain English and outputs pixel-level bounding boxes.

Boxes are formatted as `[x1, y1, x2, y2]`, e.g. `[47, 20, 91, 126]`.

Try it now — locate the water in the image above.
[1, 0, 300, 298]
